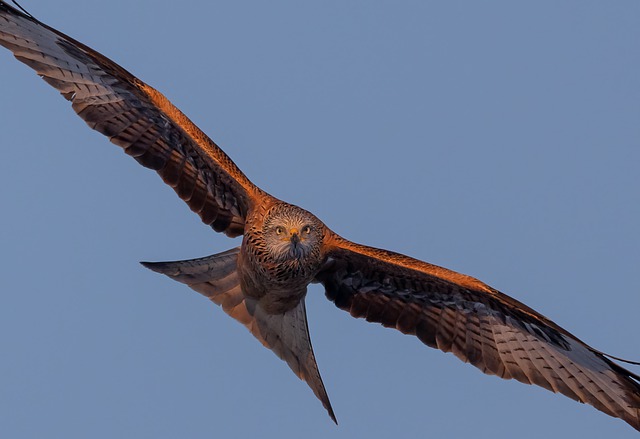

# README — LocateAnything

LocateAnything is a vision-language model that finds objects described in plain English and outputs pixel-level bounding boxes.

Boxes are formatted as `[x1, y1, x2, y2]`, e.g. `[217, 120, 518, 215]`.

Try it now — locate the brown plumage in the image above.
[0, 1, 638, 431]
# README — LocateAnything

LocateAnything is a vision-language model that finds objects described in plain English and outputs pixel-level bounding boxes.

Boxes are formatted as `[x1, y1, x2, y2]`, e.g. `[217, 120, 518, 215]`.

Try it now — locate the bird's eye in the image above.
[302, 225, 311, 234]
[275, 226, 284, 235]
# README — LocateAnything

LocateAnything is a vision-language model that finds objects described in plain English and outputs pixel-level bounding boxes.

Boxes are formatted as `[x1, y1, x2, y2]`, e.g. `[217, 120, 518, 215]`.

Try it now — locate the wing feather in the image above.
[317, 236, 640, 431]
[0, 2, 269, 236]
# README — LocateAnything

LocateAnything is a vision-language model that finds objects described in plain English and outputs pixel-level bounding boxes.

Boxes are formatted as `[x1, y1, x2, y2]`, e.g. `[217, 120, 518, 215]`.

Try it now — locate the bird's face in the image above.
[263, 205, 323, 262]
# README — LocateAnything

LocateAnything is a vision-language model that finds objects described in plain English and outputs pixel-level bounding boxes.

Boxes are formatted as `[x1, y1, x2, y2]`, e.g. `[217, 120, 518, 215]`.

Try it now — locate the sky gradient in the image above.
[1, 1, 639, 438]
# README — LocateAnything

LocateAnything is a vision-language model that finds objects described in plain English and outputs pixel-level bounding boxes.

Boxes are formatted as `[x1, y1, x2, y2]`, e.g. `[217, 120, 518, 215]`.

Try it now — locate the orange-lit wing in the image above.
[0, 2, 267, 236]
[317, 235, 640, 431]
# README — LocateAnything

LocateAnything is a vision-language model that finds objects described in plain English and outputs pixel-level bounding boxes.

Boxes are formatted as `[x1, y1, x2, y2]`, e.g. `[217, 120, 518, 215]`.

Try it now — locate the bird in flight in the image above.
[0, 1, 638, 431]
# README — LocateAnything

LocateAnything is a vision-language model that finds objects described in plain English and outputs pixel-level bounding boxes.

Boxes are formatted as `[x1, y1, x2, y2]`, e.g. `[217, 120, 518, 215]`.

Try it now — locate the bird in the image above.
[0, 1, 638, 432]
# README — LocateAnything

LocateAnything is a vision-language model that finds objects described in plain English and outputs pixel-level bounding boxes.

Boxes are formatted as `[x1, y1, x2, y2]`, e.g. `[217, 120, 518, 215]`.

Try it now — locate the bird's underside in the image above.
[0, 1, 638, 432]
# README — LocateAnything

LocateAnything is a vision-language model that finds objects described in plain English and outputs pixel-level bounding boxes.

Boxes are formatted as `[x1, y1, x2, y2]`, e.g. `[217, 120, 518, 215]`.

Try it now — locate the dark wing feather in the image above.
[0, 2, 268, 236]
[317, 236, 640, 431]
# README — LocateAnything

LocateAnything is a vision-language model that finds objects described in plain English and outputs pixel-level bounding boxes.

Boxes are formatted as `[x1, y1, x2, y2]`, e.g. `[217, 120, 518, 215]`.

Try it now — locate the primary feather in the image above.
[0, 1, 637, 431]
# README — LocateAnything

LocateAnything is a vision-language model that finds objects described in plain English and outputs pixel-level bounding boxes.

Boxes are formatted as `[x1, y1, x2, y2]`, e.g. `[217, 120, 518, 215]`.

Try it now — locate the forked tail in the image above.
[141, 248, 336, 423]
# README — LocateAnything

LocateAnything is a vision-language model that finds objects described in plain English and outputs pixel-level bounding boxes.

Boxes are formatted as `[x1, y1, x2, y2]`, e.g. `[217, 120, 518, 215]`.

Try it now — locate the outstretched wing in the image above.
[317, 235, 640, 431]
[141, 249, 336, 423]
[0, 2, 268, 236]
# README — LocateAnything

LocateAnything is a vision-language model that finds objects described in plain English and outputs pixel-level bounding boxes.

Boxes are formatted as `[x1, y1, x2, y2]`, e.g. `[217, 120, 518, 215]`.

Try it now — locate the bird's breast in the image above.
[237, 242, 317, 314]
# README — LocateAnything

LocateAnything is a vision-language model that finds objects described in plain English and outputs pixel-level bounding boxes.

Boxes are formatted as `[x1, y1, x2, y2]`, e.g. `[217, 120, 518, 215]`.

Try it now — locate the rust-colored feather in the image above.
[0, 2, 270, 237]
[317, 234, 640, 431]
[1, 1, 638, 432]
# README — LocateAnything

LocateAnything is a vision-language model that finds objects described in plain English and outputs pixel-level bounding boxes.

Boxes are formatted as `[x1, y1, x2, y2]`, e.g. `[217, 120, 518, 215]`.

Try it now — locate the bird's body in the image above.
[241, 202, 326, 310]
[0, 1, 638, 432]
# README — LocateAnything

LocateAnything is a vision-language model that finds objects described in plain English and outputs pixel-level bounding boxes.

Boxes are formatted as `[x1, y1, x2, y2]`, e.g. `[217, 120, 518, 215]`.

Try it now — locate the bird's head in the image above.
[262, 203, 324, 263]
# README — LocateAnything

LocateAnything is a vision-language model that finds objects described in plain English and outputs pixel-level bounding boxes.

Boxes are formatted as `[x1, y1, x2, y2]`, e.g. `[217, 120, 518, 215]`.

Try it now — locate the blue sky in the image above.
[0, 1, 639, 438]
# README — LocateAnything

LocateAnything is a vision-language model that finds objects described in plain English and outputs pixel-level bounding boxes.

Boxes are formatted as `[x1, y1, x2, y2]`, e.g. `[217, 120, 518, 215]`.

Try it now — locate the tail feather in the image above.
[141, 247, 251, 322]
[141, 247, 239, 283]
[141, 247, 337, 423]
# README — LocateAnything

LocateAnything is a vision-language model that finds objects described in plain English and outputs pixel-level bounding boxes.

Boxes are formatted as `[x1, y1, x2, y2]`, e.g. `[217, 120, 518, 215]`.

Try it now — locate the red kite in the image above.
[0, 1, 638, 431]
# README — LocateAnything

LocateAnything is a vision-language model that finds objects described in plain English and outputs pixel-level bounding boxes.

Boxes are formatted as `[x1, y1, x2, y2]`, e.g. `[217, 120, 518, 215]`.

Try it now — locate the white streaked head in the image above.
[263, 203, 324, 263]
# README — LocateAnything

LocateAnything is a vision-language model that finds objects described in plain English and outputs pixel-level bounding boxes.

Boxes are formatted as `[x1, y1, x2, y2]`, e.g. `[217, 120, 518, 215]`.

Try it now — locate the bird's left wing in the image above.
[316, 235, 640, 431]
[0, 2, 267, 236]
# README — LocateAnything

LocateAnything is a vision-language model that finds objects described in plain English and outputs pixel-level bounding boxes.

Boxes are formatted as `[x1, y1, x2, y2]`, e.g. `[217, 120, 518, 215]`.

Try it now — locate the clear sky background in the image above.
[0, 1, 639, 438]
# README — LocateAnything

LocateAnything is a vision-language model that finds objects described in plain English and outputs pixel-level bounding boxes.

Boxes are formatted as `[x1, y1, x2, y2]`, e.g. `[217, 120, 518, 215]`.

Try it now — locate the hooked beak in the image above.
[289, 228, 300, 247]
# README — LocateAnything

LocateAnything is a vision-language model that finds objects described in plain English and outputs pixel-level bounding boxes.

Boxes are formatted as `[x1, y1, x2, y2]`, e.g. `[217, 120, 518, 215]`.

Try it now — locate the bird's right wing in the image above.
[316, 235, 640, 431]
[0, 1, 269, 236]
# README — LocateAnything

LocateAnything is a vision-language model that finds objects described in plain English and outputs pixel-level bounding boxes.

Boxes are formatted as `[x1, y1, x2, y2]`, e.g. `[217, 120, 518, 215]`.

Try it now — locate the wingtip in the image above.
[328, 407, 338, 425]
[139, 260, 165, 273]
[605, 353, 640, 366]
[321, 394, 337, 424]
[2, 1, 36, 20]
